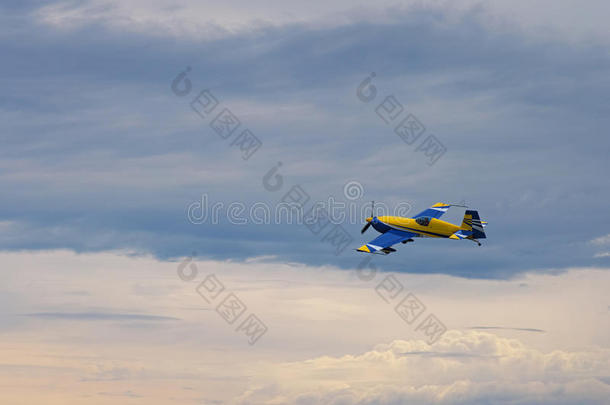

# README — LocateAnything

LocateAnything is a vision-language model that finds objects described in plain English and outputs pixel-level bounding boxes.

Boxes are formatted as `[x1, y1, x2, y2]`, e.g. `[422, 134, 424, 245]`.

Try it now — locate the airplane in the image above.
[357, 202, 487, 254]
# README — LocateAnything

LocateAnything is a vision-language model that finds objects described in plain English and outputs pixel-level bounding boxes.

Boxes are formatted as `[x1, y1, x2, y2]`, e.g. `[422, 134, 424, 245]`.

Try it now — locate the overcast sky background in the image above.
[2, 0, 610, 278]
[1, 1, 610, 404]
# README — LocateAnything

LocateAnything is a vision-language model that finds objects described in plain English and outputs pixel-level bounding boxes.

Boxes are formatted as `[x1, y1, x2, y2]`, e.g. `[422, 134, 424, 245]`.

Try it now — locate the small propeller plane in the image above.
[357, 202, 487, 254]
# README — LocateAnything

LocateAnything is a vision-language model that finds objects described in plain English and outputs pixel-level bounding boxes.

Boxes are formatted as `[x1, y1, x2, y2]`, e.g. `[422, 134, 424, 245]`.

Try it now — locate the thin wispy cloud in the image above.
[591, 234, 610, 246]
[24, 312, 180, 321]
[467, 326, 546, 333]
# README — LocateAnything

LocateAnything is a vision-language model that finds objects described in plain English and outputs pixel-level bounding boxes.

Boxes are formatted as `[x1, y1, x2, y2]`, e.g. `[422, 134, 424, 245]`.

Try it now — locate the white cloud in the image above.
[591, 235, 610, 258]
[0, 250, 609, 403]
[33, 0, 610, 43]
[235, 330, 610, 404]
[591, 234, 610, 245]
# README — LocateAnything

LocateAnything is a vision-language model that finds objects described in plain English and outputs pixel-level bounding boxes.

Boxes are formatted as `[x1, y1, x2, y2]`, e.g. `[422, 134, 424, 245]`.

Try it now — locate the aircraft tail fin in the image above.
[460, 210, 487, 239]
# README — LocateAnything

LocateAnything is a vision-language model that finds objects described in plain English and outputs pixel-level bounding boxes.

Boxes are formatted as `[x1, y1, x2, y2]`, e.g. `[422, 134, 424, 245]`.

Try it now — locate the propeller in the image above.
[360, 222, 371, 234]
[361, 200, 374, 234]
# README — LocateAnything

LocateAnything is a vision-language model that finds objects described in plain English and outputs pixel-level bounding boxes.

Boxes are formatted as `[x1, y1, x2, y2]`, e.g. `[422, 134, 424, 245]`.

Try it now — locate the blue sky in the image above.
[2, 0, 610, 279]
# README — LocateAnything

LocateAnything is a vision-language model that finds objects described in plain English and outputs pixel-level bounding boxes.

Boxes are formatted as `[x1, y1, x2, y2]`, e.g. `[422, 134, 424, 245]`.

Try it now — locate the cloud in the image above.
[235, 330, 610, 405]
[467, 326, 546, 333]
[29, 0, 610, 44]
[23, 312, 180, 321]
[2, 2, 610, 279]
[591, 234, 610, 246]
[1, 250, 609, 403]
[590, 235, 610, 258]
[97, 390, 143, 398]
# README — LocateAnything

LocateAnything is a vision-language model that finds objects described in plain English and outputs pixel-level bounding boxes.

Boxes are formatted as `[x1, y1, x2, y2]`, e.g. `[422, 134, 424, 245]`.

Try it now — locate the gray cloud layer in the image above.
[1, 2, 609, 278]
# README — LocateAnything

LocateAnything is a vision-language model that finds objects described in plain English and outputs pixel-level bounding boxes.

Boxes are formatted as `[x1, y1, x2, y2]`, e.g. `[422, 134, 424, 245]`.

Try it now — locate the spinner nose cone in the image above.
[365, 217, 372, 223]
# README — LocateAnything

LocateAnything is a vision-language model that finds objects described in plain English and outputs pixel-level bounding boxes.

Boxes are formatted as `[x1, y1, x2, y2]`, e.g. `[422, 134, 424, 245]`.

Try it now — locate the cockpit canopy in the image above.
[415, 216, 431, 226]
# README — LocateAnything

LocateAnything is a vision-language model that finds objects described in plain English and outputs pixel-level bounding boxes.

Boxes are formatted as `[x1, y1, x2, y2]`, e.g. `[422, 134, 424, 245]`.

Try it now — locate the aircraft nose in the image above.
[365, 217, 372, 223]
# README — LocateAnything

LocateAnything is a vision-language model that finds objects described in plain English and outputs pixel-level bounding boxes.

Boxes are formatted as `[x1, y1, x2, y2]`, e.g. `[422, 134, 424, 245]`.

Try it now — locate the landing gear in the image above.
[470, 238, 482, 246]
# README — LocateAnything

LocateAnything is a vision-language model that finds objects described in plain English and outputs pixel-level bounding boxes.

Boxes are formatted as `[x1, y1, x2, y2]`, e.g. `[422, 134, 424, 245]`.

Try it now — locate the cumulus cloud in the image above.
[235, 330, 610, 405]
